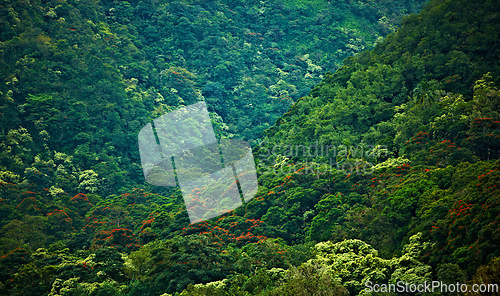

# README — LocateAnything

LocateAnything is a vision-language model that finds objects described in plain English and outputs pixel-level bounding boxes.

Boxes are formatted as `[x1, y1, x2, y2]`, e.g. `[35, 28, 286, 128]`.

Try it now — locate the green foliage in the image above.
[468, 256, 500, 296]
[301, 234, 432, 295]
[267, 264, 348, 296]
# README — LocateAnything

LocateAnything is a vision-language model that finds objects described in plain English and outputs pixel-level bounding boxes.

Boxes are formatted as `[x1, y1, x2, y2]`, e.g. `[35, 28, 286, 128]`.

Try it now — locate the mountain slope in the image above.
[262, 0, 499, 149]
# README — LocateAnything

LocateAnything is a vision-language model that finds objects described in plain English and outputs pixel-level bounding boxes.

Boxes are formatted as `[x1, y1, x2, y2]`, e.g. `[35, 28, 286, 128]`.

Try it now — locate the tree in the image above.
[269, 263, 348, 296]
[412, 80, 443, 108]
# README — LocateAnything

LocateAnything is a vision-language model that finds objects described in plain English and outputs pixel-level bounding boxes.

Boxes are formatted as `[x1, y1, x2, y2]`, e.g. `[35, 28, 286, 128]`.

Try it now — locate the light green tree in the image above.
[78, 170, 101, 193]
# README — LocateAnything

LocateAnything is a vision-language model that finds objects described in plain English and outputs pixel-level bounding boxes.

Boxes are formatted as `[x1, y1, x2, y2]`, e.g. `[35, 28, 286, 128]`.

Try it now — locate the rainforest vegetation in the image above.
[0, 0, 499, 295]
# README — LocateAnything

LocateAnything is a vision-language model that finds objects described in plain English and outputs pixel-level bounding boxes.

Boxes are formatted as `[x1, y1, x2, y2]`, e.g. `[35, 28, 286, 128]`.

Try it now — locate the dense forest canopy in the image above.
[0, 0, 499, 295]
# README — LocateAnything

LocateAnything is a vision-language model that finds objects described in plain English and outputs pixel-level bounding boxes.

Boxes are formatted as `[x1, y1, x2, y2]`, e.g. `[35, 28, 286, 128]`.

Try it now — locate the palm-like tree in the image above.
[412, 80, 444, 107]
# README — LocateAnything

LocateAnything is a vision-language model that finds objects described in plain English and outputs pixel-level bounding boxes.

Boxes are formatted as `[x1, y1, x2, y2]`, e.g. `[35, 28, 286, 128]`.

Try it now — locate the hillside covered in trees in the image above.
[0, 0, 499, 295]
